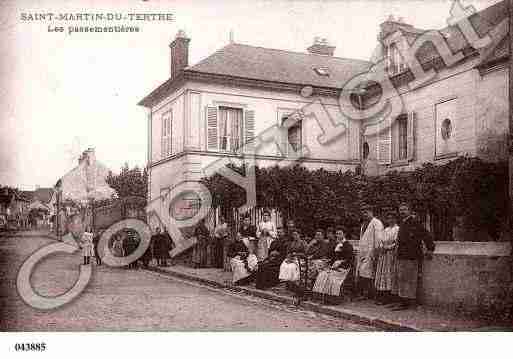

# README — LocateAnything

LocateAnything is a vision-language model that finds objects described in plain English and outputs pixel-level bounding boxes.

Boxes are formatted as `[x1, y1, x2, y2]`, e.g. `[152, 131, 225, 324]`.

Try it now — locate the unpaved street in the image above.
[0, 234, 377, 331]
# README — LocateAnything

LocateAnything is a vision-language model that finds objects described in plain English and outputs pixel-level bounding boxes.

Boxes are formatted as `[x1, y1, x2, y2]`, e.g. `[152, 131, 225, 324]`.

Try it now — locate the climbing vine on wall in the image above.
[202, 156, 509, 241]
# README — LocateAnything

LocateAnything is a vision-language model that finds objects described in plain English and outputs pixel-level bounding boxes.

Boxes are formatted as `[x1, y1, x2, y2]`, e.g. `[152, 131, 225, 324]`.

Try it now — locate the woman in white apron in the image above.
[256, 211, 277, 261]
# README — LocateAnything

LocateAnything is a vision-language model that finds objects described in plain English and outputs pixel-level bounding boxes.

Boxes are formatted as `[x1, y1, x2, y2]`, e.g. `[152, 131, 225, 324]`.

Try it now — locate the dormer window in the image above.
[313, 67, 330, 76]
[385, 43, 406, 75]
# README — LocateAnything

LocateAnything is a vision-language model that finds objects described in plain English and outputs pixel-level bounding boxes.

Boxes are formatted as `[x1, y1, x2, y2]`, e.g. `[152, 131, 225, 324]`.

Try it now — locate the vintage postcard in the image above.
[0, 0, 512, 352]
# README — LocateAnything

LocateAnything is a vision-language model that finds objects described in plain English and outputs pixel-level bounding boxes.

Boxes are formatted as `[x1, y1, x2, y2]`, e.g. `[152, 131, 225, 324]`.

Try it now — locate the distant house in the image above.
[59, 148, 116, 203]
[0, 188, 31, 228]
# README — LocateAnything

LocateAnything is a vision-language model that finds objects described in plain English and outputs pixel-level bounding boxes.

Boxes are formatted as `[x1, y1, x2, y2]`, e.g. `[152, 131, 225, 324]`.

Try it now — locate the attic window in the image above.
[313, 67, 330, 76]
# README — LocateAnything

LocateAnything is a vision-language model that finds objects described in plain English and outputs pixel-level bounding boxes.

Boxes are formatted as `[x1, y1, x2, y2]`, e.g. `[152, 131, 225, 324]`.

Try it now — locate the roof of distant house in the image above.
[31, 188, 54, 204]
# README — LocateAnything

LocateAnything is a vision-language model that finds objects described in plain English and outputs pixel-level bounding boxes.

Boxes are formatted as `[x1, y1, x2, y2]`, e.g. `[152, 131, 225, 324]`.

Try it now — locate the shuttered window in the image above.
[206, 106, 218, 151]
[207, 106, 248, 154]
[398, 116, 408, 160]
[378, 120, 392, 165]
[219, 107, 243, 153]
[161, 111, 172, 159]
[391, 112, 416, 162]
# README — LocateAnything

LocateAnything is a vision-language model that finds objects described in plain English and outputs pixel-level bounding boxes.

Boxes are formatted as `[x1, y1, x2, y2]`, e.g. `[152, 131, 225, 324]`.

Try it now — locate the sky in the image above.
[0, 0, 502, 190]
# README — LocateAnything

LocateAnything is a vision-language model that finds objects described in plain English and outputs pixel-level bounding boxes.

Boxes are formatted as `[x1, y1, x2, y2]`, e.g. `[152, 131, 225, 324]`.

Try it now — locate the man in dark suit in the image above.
[392, 202, 435, 311]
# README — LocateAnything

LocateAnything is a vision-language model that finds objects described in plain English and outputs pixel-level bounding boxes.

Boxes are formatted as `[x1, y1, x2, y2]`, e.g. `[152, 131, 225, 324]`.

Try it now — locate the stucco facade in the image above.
[147, 81, 362, 204]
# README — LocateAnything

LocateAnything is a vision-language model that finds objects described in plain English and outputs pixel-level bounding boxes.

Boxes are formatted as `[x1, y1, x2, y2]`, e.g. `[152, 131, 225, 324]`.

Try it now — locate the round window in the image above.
[441, 118, 452, 140]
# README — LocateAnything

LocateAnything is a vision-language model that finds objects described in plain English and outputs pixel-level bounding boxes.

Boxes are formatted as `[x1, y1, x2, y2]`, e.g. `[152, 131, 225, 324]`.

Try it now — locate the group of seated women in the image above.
[227, 219, 355, 304]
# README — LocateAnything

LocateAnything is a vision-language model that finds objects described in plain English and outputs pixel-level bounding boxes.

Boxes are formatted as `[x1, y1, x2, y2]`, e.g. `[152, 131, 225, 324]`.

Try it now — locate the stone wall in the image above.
[350, 239, 512, 313]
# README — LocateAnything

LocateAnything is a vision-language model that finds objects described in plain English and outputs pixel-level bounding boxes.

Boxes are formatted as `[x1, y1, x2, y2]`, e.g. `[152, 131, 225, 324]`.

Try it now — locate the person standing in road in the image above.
[392, 203, 435, 311]
[82, 226, 94, 265]
[93, 229, 103, 265]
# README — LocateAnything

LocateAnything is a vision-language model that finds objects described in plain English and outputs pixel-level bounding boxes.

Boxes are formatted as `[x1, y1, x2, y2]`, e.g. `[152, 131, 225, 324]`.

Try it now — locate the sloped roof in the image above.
[32, 188, 54, 204]
[410, 0, 508, 65]
[139, 43, 372, 107]
[21, 191, 34, 201]
[188, 43, 372, 89]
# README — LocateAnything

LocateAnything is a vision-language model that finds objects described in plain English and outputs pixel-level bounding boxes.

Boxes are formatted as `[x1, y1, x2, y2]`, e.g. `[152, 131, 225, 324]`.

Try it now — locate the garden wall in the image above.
[351, 240, 511, 313]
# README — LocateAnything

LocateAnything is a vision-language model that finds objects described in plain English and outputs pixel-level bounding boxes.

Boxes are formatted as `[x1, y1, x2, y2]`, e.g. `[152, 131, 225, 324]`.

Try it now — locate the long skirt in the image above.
[256, 237, 269, 261]
[230, 254, 258, 283]
[279, 260, 300, 282]
[356, 251, 374, 279]
[255, 259, 281, 289]
[312, 268, 351, 296]
[307, 259, 330, 289]
[397, 259, 419, 299]
[223, 239, 232, 272]
[206, 242, 215, 267]
[192, 241, 208, 267]
[374, 250, 397, 291]
[82, 243, 94, 257]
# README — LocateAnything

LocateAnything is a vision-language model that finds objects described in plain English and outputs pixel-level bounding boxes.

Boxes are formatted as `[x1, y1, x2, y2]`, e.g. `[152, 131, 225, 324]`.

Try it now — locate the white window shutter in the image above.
[161, 116, 166, 159]
[244, 109, 255, 153]
[378, 122, 392, 165]
[168, 113, 173, 155]
[206, 106, 218, 151]
[407, 111, 416, 161]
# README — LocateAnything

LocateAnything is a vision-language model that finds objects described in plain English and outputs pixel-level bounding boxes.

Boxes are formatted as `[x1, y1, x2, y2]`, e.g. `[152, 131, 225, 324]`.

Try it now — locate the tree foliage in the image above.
[106, 163, 148, 201]
[202, 156, 509, 241]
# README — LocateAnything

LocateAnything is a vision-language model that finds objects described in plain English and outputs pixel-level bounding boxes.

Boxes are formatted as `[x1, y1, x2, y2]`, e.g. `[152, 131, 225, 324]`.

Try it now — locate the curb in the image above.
[0, 232, 57, 240]
[147, 266, 417, 332]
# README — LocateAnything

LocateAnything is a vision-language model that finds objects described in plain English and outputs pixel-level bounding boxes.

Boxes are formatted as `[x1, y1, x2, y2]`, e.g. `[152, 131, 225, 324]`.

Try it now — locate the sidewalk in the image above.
[0, 229, 55, 238]
[147, 264, 507, 331]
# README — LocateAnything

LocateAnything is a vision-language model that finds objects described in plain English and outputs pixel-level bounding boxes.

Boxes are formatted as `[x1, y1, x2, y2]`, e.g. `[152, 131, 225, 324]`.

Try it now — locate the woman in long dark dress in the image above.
[255, 227, 290, 289]
[158, 229, 173, 267]
[192, 220, 210, 268]
[214, 216, 230, 270]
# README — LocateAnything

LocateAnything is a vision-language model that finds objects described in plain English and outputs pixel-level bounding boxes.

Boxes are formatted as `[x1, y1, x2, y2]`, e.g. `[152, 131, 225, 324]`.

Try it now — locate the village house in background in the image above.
[0, 188, 30, 229]
[56, 148, 117, 230]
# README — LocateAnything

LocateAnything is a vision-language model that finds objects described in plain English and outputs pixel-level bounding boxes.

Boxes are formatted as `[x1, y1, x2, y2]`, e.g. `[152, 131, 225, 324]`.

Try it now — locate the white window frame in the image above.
[218, 106, 244, 154]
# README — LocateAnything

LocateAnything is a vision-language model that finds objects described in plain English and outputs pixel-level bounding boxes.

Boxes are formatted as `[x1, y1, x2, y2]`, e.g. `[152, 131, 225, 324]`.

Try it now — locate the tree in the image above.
[106, 163, 148, 200]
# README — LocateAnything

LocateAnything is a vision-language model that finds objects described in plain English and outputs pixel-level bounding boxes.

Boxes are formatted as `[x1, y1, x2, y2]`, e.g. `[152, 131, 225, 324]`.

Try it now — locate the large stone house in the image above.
[139, 0, 509, 225]
[359, 0, 508, 176]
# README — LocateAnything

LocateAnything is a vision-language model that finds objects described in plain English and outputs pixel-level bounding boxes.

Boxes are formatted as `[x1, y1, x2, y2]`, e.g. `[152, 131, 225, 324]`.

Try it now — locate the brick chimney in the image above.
[307, 37, 335, 56]
[169, 30, 190, 79]
[84, 148, 96, 166]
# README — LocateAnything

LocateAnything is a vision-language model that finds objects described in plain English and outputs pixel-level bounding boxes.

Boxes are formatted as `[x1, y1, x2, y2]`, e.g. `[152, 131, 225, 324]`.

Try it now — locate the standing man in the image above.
[356, 204, 383, 300]
[392, 202, 435, 311]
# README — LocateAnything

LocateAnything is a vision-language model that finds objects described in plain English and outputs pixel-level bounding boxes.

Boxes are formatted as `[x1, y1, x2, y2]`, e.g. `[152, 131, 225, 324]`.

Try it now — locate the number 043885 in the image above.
[14, 343, 47, 352]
